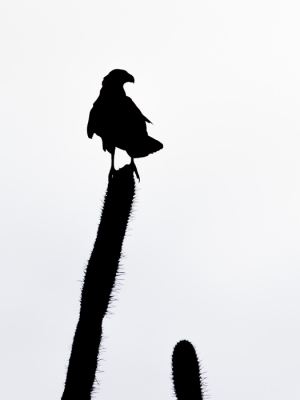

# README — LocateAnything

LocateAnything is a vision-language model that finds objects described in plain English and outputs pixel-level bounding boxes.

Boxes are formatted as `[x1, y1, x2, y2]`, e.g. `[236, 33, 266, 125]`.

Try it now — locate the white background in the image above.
[1, 0, 300, 399]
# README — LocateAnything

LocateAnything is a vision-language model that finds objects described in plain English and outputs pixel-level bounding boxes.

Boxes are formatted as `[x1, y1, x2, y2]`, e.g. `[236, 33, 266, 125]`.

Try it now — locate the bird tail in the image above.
[147, 136, 163, 154]
[127, 136, 163, 158]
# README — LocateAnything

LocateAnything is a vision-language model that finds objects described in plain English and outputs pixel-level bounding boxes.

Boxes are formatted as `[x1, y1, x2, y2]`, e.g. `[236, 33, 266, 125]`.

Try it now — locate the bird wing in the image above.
[144, 116, 152, 124]
[87, 107, 97, 138]
[87, 95, 110, 140]
[123, 96, 152, 125]
[86, 94, 153, 151]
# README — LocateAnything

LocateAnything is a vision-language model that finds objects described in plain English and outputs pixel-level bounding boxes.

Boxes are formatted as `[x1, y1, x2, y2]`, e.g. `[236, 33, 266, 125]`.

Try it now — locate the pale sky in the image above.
[1, 0, 300, 399]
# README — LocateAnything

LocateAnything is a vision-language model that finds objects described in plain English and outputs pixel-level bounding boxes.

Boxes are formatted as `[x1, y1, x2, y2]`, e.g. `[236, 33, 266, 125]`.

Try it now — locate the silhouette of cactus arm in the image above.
[61, 165, 135, 400]
[172, 340, 204, 400]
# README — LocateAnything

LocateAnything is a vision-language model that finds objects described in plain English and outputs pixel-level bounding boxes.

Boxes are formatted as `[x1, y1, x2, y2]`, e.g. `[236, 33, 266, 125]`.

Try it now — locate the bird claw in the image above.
[109, 163, 140, 181]
[108, 166, 115, 181]
[131, 161, 140, 182]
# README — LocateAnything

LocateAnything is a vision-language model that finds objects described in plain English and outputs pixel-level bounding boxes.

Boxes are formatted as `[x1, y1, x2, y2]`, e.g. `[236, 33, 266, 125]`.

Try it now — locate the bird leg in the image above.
[131, 158, 140, 181]
[108, 147, 116, 181]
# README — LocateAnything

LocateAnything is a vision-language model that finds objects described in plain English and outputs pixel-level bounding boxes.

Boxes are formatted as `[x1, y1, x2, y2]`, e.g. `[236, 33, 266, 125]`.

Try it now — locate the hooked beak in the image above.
[127, 74, 135, 83]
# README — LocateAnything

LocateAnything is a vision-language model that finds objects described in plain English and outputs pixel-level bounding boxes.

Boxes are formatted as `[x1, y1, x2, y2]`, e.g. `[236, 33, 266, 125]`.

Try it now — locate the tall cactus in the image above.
[172, 340, 204, 400]
[61, 164, 135, 400]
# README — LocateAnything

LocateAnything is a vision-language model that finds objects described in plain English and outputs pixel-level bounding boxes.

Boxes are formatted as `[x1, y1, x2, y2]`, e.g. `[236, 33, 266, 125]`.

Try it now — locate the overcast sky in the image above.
[1, 0, 300, 399]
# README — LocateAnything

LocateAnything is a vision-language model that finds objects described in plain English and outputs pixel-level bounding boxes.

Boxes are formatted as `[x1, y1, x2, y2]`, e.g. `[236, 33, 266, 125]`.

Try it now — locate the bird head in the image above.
[102, 69, 135, 88]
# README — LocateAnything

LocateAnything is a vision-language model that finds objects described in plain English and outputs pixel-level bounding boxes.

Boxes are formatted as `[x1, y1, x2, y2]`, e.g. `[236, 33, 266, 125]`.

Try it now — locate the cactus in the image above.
[61, 164, 135, 400]
[172, 340, 204, 400]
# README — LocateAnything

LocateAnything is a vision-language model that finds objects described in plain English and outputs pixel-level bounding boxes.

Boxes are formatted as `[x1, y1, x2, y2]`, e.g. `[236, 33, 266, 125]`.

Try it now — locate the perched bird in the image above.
[87, 69, 163, 180]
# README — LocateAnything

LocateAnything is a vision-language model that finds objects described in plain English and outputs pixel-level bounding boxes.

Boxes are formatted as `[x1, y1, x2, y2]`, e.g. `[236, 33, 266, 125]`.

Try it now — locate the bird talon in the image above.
[131, 160, 140, 181]
[108, 167, 115, 181]
[134, 170, 140, 182]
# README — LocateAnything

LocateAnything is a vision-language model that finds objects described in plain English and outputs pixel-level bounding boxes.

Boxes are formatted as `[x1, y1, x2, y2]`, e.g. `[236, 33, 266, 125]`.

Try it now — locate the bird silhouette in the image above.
[87, 69, 163, 180]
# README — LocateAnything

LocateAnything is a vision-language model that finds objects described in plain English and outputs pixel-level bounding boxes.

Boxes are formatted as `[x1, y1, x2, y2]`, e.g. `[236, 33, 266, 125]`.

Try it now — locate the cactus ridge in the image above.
[172, 340, 205, 400]
[61, 165, 136, 400]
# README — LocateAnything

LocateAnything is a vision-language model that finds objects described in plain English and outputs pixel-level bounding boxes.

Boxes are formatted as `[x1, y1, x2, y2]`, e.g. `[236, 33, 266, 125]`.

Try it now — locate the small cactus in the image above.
[172, 340, 204, 400]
